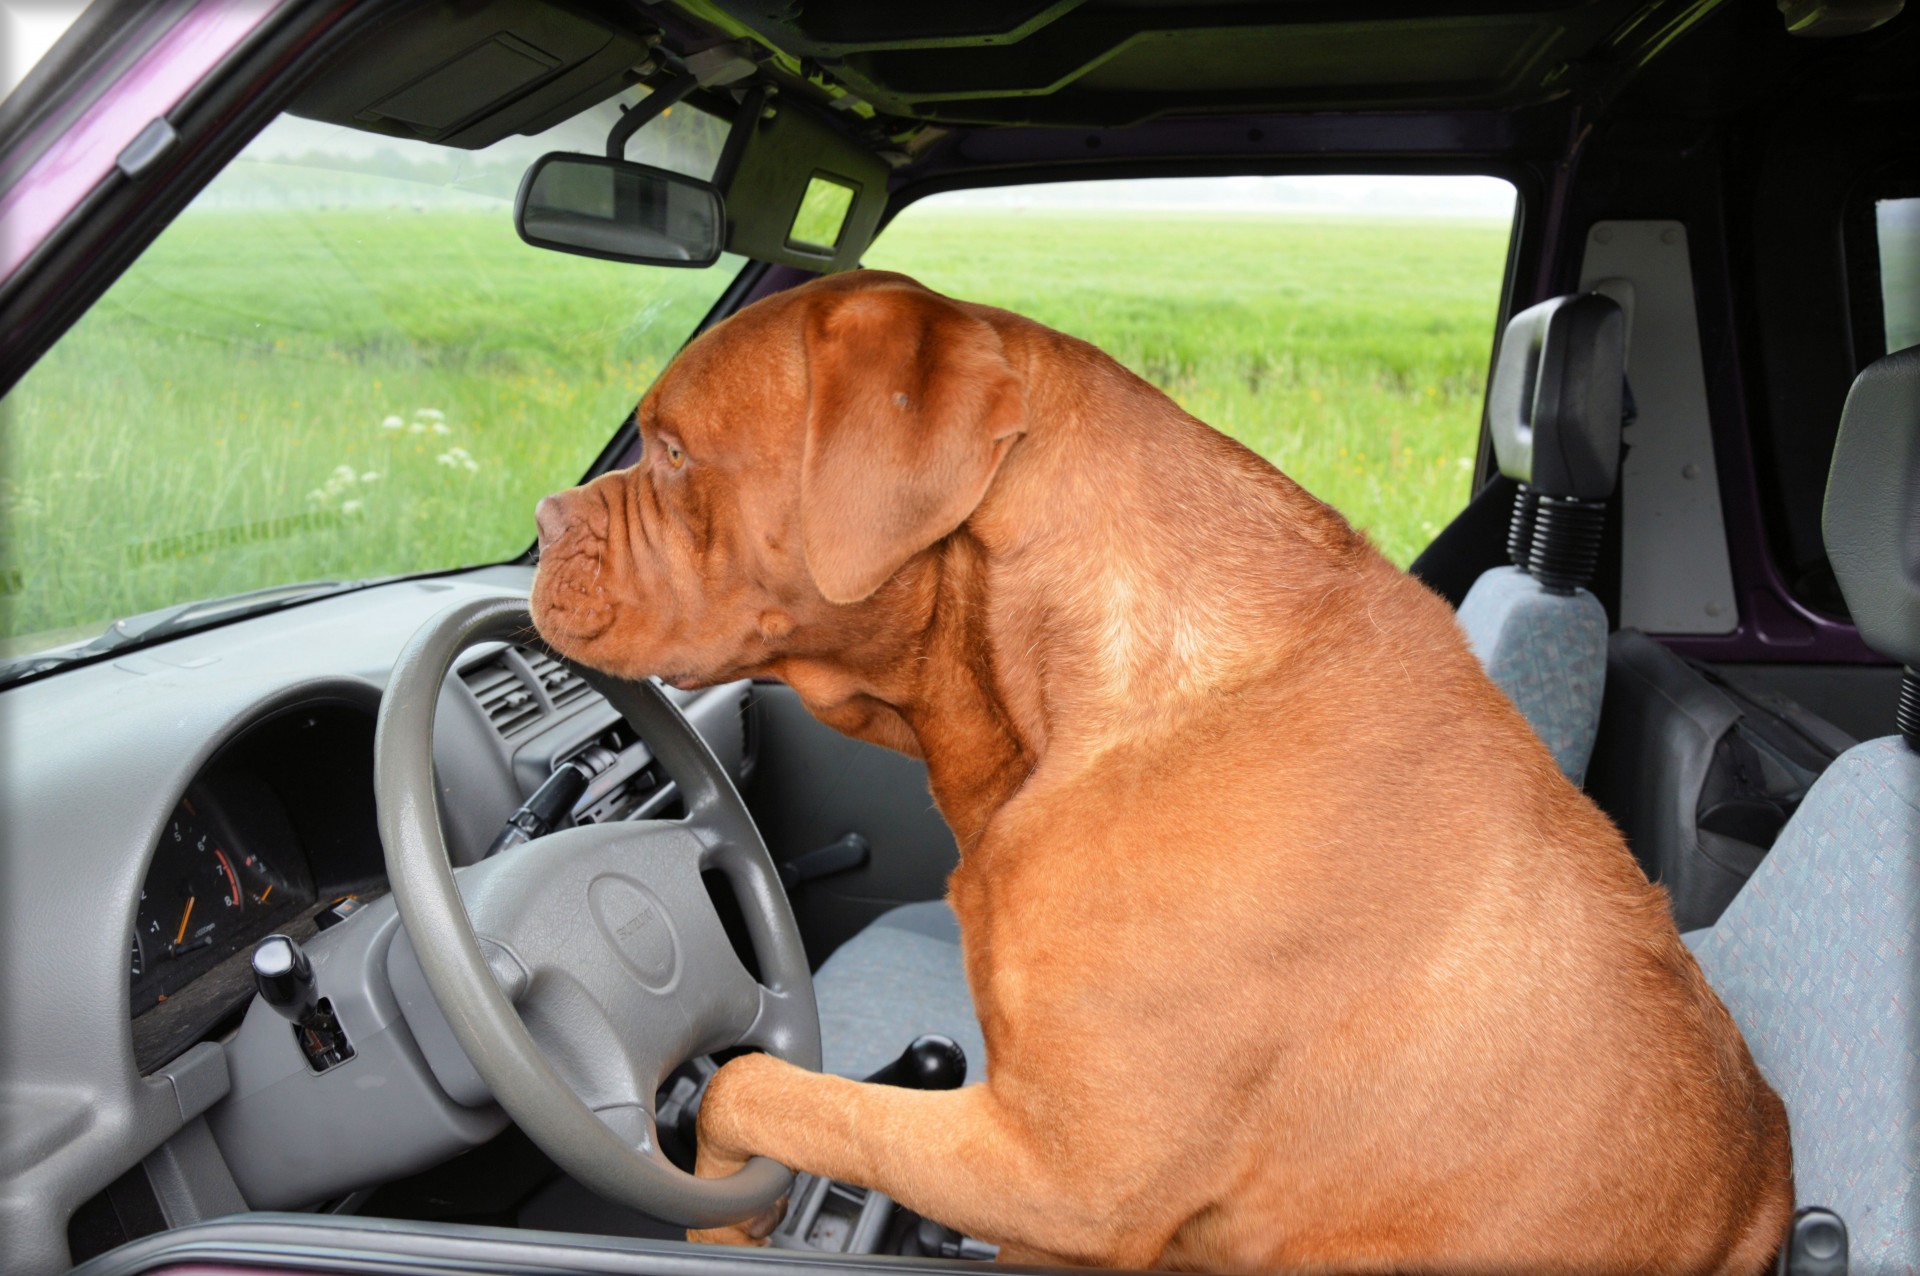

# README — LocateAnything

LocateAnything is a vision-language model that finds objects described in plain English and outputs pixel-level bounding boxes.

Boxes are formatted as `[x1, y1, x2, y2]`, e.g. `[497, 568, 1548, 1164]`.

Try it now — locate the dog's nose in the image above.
[535, 495, 568, 554]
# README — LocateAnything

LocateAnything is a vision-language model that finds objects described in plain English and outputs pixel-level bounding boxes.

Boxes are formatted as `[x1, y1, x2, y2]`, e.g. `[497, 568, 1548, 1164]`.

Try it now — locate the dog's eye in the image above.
[665, 442, 685, 470]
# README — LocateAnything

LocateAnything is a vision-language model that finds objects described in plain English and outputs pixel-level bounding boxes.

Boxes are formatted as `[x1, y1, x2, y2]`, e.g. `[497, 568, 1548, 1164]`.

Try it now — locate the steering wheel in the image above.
[373, 596, 819, 1227]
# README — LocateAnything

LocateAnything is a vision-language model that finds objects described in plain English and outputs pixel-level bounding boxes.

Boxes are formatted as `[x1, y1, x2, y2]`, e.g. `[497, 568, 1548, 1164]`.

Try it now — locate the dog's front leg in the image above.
[687, 1052, 1157, 1266]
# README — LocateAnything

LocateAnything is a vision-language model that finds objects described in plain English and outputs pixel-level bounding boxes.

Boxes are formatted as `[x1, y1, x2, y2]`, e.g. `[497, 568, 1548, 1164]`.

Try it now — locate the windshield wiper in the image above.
[0, 579, 384, 688]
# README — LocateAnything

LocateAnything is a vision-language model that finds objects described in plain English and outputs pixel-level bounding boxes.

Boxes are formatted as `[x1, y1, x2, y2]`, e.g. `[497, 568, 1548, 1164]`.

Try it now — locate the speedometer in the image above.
[131, 787, 310, 1015]
[138, 798, 247, 962]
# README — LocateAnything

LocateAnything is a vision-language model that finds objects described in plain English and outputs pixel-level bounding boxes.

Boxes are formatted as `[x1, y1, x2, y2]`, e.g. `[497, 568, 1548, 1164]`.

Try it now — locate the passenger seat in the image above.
[1682, 345, 1920, 1271]
[1456, 292, 1626, 784]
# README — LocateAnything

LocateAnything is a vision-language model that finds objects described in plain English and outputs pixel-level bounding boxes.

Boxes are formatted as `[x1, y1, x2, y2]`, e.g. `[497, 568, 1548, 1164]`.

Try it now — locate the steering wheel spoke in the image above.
[376, 597, 819, 1227]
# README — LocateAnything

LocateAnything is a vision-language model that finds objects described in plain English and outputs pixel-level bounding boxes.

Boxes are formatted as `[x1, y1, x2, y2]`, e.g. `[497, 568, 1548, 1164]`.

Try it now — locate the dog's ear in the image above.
[799, 283, 1026, 605]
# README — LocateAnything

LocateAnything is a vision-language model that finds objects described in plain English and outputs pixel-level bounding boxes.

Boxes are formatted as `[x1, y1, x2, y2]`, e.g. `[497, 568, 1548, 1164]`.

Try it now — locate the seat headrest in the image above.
[1825, 345, 1920, 668]
[1487, 293, 1627, 501]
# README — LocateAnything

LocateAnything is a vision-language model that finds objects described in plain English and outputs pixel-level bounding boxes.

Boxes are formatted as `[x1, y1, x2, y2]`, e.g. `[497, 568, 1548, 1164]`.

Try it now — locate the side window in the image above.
[863, 177, 1516, 565]
[1876, 196, 1919, 355]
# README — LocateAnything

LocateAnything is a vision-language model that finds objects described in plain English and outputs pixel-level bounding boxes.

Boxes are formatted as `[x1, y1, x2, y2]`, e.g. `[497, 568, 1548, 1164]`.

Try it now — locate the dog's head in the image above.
[530, 272, 1027, 690]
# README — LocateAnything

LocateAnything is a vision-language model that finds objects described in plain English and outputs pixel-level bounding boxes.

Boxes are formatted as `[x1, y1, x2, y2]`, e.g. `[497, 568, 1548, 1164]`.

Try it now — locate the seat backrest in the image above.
[1688, 345, 1920, 1272]
[1457, 292, 1625, 783]
[1689, 736, 1918, 1272]
[1458, 565, 1608, 780]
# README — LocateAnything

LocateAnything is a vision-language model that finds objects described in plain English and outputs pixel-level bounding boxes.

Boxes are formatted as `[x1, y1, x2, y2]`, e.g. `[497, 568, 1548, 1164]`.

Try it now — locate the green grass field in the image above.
[0, 202, 1510, 649]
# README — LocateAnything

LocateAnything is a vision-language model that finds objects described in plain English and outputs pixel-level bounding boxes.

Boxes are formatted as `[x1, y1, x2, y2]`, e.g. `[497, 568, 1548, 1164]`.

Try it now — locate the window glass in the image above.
[1877, 197, 1920, 354]
[864, 176, 1516, 566]
[0, 91, 737, 655]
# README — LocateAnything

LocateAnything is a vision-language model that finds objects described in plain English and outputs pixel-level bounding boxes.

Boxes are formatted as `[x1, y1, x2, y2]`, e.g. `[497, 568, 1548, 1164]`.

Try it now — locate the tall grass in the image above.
[0, 208, 732, 647]
[865, 209, 1511, 564]
[0, 203, 1510, 650]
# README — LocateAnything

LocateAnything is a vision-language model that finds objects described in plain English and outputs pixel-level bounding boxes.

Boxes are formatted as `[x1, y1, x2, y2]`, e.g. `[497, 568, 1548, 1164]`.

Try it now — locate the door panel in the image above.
[741, 684, 960, 965]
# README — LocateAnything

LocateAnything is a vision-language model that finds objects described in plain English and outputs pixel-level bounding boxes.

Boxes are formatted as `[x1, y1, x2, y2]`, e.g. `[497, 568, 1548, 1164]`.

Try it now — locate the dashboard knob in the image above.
[252, 933, 317, 1024]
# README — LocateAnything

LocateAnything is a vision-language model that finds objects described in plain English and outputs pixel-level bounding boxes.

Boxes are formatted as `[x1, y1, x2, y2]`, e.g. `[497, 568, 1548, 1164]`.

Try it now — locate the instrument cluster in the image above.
[129, 788, 313, 1016]
[130, 700, 387, 1071]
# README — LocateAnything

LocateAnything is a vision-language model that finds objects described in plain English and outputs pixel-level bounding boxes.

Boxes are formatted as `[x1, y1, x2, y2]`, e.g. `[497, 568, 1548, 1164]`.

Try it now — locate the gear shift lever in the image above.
[862, 1034, 968, 1090]
[253, 934, 353, 1072]
[253, 934, 317, 1018]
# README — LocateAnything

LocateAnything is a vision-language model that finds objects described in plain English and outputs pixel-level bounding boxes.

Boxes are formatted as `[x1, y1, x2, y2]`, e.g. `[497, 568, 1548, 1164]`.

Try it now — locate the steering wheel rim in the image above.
[374, 595, 819, 1227]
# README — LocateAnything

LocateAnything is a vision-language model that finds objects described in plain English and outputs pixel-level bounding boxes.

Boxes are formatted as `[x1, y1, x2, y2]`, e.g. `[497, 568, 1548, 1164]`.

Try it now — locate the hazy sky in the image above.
[930, 176, 1513, 218]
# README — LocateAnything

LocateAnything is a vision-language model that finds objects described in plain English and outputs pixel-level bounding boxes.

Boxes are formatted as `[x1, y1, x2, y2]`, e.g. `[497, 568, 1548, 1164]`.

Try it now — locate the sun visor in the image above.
[289, 2, 649, 150]
[720, 102, 888, 273]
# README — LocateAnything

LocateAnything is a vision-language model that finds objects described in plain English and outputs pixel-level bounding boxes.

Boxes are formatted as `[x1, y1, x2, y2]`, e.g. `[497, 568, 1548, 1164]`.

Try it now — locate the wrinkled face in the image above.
[529, 303, 804, 690]
[530, 271, 1026, 693]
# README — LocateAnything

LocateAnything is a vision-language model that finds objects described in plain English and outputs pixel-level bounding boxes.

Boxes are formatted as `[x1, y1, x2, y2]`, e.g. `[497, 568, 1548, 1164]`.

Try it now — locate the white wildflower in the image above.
[462, 458, 479, 473]
[380, 415, 404, 429]
[408, 422, 426, 434]
[332, 465, 356, 484]
[360, 471, 381, 483]
[415, 408, 445, 421]
[436, 453, 456, 467]
[307, 489, 327, 504]
[341, 499, 363, 515]
[431, 422, 451, 435]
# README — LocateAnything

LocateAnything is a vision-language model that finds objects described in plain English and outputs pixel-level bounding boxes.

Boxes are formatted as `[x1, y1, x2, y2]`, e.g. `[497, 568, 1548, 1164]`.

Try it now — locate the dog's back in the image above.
[946, 324, 1793, 1272]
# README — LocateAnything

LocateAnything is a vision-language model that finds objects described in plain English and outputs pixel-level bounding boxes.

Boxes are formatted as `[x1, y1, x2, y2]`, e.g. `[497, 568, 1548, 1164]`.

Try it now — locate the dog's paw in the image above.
[687, 1056, 790, 1245]
[686, 1197, 787, 1247]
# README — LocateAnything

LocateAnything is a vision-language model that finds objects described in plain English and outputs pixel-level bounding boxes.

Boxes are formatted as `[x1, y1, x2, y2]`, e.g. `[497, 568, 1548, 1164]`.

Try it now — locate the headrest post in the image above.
[1507, 484, 1539, 572]
[1528, 494, 1606, 595]
[1899, 670, 1919, 754]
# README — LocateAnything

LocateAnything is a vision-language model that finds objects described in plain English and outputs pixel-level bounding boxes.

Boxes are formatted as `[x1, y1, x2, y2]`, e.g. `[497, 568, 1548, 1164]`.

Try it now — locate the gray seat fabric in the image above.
[814, 900, 984, 1084]
[1687, 737, 1919, 1272]
[1683, 346, 1920, 1269]
[1458, 566, 1609, 783]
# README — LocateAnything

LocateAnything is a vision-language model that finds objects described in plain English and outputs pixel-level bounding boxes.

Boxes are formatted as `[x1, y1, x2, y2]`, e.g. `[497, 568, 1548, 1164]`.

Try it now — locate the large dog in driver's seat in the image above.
[529, 269, 1791, 1274]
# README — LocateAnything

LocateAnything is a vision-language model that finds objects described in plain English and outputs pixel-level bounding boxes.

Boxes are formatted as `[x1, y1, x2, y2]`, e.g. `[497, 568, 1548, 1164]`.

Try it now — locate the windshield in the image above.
[0, 90, 739, 659]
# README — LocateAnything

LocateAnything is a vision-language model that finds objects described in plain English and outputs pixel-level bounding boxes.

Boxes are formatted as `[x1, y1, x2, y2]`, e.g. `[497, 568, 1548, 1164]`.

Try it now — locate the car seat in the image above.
[1681, 345, 1919, 1272]
[1455, 292, 1626, 784]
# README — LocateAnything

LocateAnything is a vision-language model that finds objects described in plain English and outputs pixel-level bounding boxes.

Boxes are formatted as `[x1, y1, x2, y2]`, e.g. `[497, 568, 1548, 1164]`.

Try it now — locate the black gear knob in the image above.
[252, 933, 318, 1024]
[862, 1034, 967, 1091]
[253, 933, 355, 1072]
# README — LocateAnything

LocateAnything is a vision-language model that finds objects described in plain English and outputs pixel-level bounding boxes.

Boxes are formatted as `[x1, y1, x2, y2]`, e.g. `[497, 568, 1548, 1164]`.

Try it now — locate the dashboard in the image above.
[0, 566, 756, 1274]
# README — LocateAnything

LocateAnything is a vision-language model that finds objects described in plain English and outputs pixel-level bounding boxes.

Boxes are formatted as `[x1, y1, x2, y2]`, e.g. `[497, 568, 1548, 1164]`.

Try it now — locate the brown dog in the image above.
[530, 270, 1791, 1273]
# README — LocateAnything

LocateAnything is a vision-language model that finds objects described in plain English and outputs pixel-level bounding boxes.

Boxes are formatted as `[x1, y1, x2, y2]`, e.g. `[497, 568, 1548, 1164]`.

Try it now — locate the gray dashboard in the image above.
[0, 565, 754, 1275]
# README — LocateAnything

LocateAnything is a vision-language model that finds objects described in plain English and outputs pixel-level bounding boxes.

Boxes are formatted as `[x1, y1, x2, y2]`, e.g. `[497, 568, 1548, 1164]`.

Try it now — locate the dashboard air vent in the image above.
[524, 648, 592, 710]
[461, 656, 542, 739]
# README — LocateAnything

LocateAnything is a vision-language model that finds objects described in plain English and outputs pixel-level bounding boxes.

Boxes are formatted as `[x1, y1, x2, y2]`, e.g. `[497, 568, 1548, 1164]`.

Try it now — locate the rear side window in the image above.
[1876, 196, 1919, 354]
[864, 176, 1516, 566]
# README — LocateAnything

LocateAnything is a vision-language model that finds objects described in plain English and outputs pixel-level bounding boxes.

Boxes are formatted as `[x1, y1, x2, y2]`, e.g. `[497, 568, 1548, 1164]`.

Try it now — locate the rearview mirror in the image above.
[514, 153, 724, 268]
